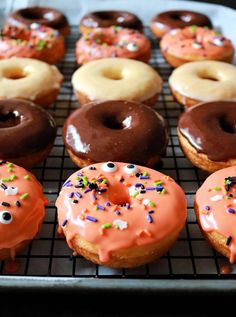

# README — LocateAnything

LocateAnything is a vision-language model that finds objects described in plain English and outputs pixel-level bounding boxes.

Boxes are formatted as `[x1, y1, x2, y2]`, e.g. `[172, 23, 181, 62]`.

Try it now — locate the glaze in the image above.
[56, 162, 187, 263]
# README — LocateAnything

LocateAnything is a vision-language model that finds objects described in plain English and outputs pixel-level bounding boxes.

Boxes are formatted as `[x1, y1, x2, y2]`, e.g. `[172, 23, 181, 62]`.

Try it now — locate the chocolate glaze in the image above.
[179, 101, 236, 161]
[0, 99, 57, 158]
[63, 100, 168, 164]
[152, 10, 212, 30]
[7, 6, 69, 32]
[80, 11, 143, 32]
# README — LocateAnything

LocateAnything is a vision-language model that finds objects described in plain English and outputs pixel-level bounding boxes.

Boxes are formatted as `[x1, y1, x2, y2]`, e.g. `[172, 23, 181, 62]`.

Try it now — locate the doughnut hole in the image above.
[219, 115, 236, 134]
[170, 13, 192, 22]
[108, 181, 131, 206]
[0, 110, 21, 128]
[103, 115, 132, 129]
[102, 68, 123, 80]
[198, 70, 220, 82]
[3, 67, 27, 80]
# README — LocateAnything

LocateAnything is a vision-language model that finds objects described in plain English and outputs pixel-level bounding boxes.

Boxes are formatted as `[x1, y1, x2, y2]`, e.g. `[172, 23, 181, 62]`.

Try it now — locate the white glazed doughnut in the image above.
[0, 57, 63, 107]
[72, 58, 163, 107]
[169, 61, 236, 108]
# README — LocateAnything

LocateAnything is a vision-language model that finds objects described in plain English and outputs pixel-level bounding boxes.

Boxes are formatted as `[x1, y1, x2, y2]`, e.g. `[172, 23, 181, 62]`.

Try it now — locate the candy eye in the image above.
[123, 164, 138, 174]
[0, 211, 13, 224]
[101, 162, 117, 173]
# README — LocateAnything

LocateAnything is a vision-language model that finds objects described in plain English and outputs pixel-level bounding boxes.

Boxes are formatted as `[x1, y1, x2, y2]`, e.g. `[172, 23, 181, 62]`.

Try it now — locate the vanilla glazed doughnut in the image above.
[0, 24, 65, 64]
[0, 161, 47, 260]
[0, 57, 63, 108]
[169, 61, 236, 108]
[160, 26, 234, 68]
[150, 10, 212, 38]
[178, 101, 236, 173]
[76, 26, 151, 64]
[72, 58, 162, 107]
[195, 166, 236, 263]
[63, 100, 168, 168]
[56, 162, 187, 268]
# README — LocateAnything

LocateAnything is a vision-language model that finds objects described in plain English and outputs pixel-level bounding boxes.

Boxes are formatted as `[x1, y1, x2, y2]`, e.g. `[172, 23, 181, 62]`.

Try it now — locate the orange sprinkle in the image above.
[99, 227, 105, 235]
[79, 215, 85, 220]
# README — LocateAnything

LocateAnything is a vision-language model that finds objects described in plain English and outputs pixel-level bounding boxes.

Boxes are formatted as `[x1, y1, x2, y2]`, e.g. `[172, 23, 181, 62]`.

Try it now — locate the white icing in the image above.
[0, 211, 13, 224]
[113, 219, 128, 230]
[210, 195, 223, 201]
[213, 38, 224, 46]
[126, 42, 139, 52]
[192, 42, 202, 49]
[123, 164, 138, 175]
[5, 187, 18, 196]
[30, 23, 41, 30]
[101, 162, 117, 173]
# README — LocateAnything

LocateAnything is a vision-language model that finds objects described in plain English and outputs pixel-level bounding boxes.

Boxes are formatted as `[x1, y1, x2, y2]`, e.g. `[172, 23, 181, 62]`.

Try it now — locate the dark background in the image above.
[2, 0, 236, 316]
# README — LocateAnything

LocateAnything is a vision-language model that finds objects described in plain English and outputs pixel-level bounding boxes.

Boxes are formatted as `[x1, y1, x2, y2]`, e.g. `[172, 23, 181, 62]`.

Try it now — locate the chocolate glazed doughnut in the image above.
[150, 10, 212, 38]
[79, 11, 143, 34]
[178, 101, 236, 173]
[63, 100, 168, 167]
[7, 7, 70, 36]
[0, 99, 57, 168]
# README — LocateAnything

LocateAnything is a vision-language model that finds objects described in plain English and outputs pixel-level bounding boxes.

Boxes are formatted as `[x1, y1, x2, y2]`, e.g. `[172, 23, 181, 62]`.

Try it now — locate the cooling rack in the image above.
[1, 26, 236, 293]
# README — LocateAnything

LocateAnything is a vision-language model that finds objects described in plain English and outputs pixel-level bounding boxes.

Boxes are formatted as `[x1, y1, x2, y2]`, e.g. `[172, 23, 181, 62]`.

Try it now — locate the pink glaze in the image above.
[0, 161, 47, 258]
[195, 166, 236, 263]
[56, 162, 187, 263]
[76, 26, 151, 64]
[0, 24, 64, 63]
[160, 26, 234, 59]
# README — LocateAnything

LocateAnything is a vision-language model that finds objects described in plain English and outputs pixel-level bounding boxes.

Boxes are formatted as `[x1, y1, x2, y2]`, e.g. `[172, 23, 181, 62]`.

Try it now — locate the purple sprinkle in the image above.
[115, 210, 121, 215]
[139, 176, 150, 179]
[68, 192, 74, 198]
[96, 204, 105, 211]
[92, 194, 97, 200]
[77, 172, 83, 176]
[86, 216, 98, 222]
[205, 205, 210, 211]
[62, 219, 68, 227]
[227, 208, 236, 214]
[156, 185, 164, 191]
[84, 188, 92, 194]
[63, 180, 71, 187]
[126, 203, 130, 209]
[97, 179, 103, 183]
[75, 192, 82, 199]
[146, 187, 156, 191]
[135, 183, 142, 187]
[106, 201, 111, 206]
[99, 188, 107, 193]
[1, 183, 7, 190]
[147, 213, 153, 223]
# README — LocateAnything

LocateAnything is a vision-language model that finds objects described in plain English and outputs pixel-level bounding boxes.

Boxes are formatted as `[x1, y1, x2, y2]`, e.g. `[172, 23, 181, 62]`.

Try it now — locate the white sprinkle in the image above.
[30, 23, 41, 30]
[210, 195, 223, 201]
[233, 199, 236, 204]
[127, 42, 139, 52]
[113, 219, 128, 230]
[129, 185, 138, 197]
[5, 187, 18, 196]
[213, 38, 224, 46]
[142, 199, 150, 206]
[192, 42, 202, 49]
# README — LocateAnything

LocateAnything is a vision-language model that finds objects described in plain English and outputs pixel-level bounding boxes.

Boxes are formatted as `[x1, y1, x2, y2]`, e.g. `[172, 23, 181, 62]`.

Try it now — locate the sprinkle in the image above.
[154, 181, 163, 186]
[135, 183, 142, 187]
[226, 236, 232, 246]
[16, 201, 21, 207]
[210, 195, 223, 201]
[86, 216, 98, 222]
[63, 180, 71, 187]
[147, 213, 153, 223]
[161, 188, 167, 194]
[92, 193, 97, 200]
[156, 185, 164, 192]
[1, 178, 11, 182]
[72, 199, 78, 204]
[96, 204, 105, 211]
[98, 188, 107, 193]
[68, 192, 74, 198]
[77, 172, 83, 176]
[227, 208, 235, 214]
[75, 192, 82, 199]
[190, 25, 197, 32]
[143, 171, 149, 176]
[5, 187, 18, 196]
[23, 175, 30, 180]
[89, 183, 98, 190]
[106, 202, 111, 206]
[36, 39, 46, 51]
[8, 168, 13, 172]
[129, 186, 138, 197]
[205, 205, 210, 211]
[146, 187, 156, 191]
[213, 186, 221, 191]
[115, 210, 121, 215]
[0, 183, 7, 190]
[20, 193, 29, 200]
[126, 203, 130, 209]
[139, 176, 149, 179]
[83, 176, 88, 186]
[102, 223, 111, 229]
[2, 202, 10, 207]
[62, 219, 68, 227]
[142, 199, 150, 206]
[7, 163, 14, 167]
[102, 179, 107, 184]
[84, 188, 92, 194]
[148, 201, 156, 207]
[148, 210, 155, 214]
[113, 219, 128, 230]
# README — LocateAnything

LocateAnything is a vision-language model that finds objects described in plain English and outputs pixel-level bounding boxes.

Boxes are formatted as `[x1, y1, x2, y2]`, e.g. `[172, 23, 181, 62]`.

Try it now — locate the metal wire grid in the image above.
[0, 26, 235, 280]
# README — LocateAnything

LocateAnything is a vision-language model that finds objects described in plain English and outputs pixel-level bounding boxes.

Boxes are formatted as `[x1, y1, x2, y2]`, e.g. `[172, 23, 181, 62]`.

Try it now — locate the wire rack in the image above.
[1, 26, 236, 286]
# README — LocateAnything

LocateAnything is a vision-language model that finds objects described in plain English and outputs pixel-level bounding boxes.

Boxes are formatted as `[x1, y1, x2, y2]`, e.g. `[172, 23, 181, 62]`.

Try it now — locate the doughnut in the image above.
[55, 162, 187, 268]
[178, 101, 236, 173]
[79, 11, 143, 34]
[150, 10, 212, 38]
[195, 166, 236, 263]
[63, 100, 168, 168]
[72, 58, 162, 107]
[0, 57, 63, 108]
[0, 161, 47, 260]
[7, 6, 70, 36]
[169, 61, 236, 108]
[0, 24, 65, 64]
[0, 99, 57, 168]
[160, 26, 234, 68]
[75, 26, 151, 64]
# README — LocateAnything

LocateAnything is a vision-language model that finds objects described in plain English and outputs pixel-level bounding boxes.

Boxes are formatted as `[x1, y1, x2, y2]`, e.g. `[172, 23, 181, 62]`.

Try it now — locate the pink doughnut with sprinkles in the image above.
[0, 24, 65, 64]
[56, 162, 187, 268]
[0, 160, 47, 260]
[75, 26, 151, 64]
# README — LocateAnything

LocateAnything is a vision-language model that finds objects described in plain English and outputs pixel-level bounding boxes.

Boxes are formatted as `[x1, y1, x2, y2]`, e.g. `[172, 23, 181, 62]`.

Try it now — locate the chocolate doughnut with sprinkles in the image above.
[195, 166, 236, 264]
[56, 162, 187, 268]
[0, 161, 47, 260]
